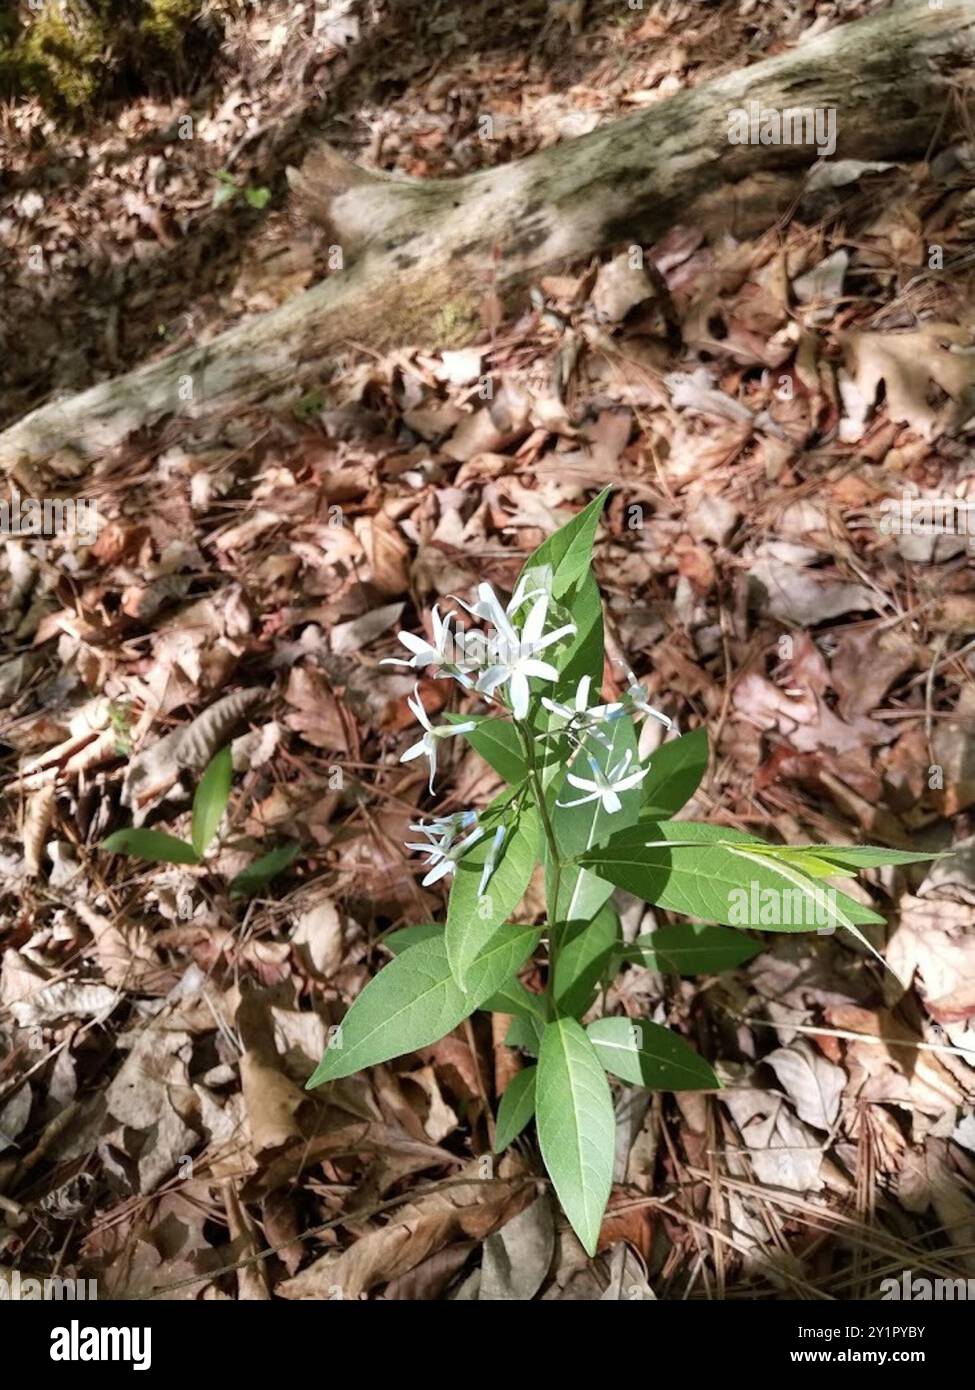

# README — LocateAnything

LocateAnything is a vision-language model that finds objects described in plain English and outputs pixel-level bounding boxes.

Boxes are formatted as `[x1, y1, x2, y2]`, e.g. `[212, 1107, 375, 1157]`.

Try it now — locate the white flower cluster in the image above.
[406, 811, 506, 894]
[389, 572, 577, 796]
[542, 667, 673, 747]
[384, 572, 574, 722]
[389, 575, 672, 889]
[390, 573, 573, 892]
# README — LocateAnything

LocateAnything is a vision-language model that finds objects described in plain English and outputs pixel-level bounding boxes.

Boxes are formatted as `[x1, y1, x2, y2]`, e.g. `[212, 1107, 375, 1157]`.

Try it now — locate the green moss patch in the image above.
[0, 1, 223, 112]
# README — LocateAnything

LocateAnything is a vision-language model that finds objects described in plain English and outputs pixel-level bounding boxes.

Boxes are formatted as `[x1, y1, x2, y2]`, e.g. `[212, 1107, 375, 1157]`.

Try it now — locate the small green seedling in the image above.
[212, 169, 272, 210]
[102, 746, 298, 898]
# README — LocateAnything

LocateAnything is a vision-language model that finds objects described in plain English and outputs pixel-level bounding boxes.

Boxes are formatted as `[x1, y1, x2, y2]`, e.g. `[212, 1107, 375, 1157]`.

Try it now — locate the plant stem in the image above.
[518, 720, 564, 1000]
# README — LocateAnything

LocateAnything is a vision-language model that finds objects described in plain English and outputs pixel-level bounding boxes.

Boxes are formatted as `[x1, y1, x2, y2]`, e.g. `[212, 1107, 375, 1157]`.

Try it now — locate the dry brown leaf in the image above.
[353, 512, 411, 596]
[284, 666, 350, 753]
[104, 1027, 196, 1193]
[720, 1064, 826, 1191]
[278, 1170, 535, 1300]
[291, 899, 345, 978]
[121, 688, 262, 816]
[765, 1038, 845, 1132]
[886, 895, 975, 1027]
[1, 949, 118, 1027]
[840, 323, 975, 441]
[479, 1194, 555, 1301]
[590, 253, 654, 323]
[22, 783, 55, 877]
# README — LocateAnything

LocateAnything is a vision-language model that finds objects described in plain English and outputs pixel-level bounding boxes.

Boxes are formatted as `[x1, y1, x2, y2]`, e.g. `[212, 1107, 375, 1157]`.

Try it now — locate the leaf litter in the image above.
[1, 0, 975, 1301]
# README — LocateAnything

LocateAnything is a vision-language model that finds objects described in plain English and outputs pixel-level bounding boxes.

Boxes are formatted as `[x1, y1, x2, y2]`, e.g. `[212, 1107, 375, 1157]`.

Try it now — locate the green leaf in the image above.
[445, 806, 540, 987]
[549, 717, 641, 928]
[521, 492, 608, 748]
[621, 922, 762, 974]
[383, 923, 442, 956]
[723, 844, 888, 966]
[307, 925, 540, 1086]
[519, 488, 610, 600]
[192, 746, 233, 857]
[587, 1017, 718, 1091]
[245, 185, 271, 209]
[494, 1067, 537, 1152]
[537, 1019, 615, 1256]
[639, 728, 708, 817]
[553, 902, 620, 1016]
[480, 977, 547, 1022]
[553, 570, 605, 689]
[504, 1015, 542, 1056]
[581, 820, 859, 932]
[444, 714, 527, 784]
[101, 828, 200, 866]
[228, 842, 300, 899]
[751, 844, 937, 871]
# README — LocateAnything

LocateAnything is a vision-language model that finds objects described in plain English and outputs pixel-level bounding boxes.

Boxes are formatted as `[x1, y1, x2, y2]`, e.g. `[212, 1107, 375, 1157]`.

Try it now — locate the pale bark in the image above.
[3, 0, 973, 483]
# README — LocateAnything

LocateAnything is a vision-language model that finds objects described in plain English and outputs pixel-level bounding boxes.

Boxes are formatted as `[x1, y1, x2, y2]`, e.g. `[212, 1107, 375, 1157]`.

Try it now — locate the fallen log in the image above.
[3, 0, 973, 483]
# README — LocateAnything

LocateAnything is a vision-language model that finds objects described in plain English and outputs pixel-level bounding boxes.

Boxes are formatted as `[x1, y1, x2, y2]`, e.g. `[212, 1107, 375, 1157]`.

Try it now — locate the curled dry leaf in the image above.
[278, 1169, 536, 1300]
[839, 323, 975, 442]
[479, 1194, 555, 1301]
[720, 1064, 826, 1192]
[22, 783, 56, 877]
[1, 949, 118, 1027]
[765, 1038, 845, 1132]
[121, 688, 262, 815]
[886, 895, 975, 1029]
[104, 1028, 197, 1193]
[353, 512, 411, 596]
[291, 899, 345, 979]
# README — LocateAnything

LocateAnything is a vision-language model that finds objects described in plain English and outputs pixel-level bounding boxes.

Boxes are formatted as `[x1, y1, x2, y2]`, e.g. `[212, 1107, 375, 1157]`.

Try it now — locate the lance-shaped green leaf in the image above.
[521, 493, 608, 753]
[494, 1066, 537, 1152]
[580, 820, 880, 933]
[444, 714, 527, 785]
[639, 727, 708, 818]
[723, 844, 890, 968]
[620, 922, 762, 975]
[584, 819, 894, 976]
[383, 922, 442, 956]
[446, 806, 540, 987]
[101, 828, 200, 866]
[552, 570, 605, 693]
[587, 1017, 718, 1091]
[307, 925, 540, 1086]
[229, 841, 300, 898]
[504, 1012, 545, 1056]
[518, 487, 610, 600]
[480, 977, 548, 1022]
[536, 1018, 615, 1257]
[747, 843, 938, 872]
[553, 901, 620, 1016]
[192, 745, 233, 856]
[548, 717, 640, 928]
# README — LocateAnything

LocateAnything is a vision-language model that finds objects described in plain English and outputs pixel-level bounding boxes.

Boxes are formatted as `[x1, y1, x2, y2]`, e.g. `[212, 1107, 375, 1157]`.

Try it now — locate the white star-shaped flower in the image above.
[400, 686, 476, 792]
[541, 674, 624, 736]
[618, 663, 673, 729]
[382, 606, 472, 686]
[406, 811, 483, 886]
[478, 824, 507, 897]
[556, 749, 649, 815]
[471, 589, 576, 719]
[456, 572, 550, 641]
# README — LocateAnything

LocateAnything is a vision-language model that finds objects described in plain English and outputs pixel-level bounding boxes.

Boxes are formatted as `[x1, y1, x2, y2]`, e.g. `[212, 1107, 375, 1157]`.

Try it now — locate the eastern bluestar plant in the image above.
[308, 489, 932, 1255]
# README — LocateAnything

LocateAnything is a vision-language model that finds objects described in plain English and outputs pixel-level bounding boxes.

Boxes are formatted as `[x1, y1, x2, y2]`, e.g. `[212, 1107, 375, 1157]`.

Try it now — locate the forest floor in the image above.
[2, 0, 975, 1301]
